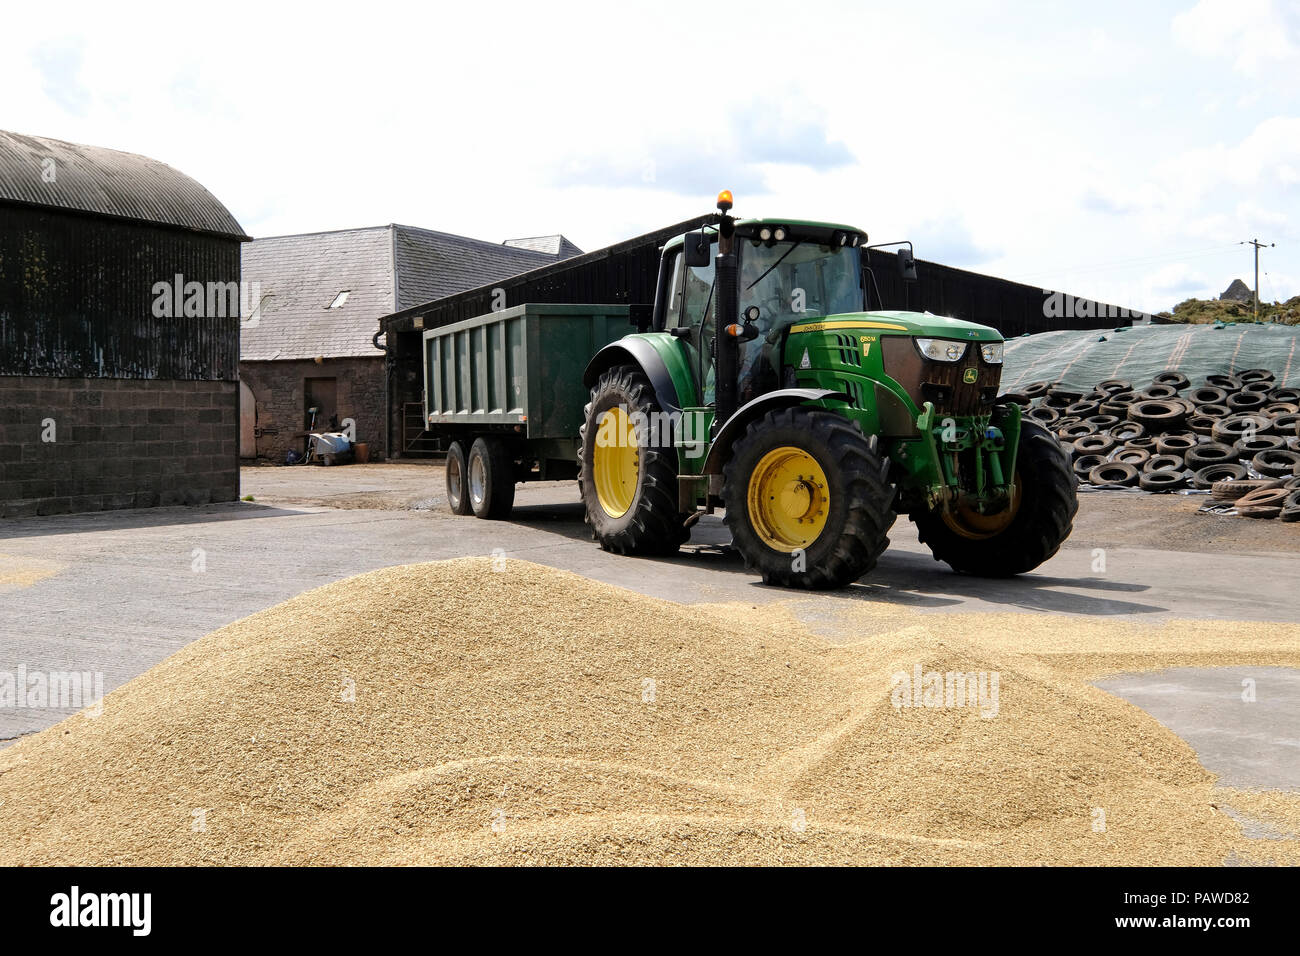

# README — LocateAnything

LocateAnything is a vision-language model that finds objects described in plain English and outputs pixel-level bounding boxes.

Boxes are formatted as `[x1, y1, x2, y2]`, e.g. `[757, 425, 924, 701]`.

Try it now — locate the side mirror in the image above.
[898, 247, 918, 282]
[628, 304, 652, 332]
[684, 232, 712, 267]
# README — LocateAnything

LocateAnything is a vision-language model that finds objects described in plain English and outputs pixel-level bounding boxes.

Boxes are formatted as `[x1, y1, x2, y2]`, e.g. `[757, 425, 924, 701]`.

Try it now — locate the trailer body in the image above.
[423, 303, 631, 481]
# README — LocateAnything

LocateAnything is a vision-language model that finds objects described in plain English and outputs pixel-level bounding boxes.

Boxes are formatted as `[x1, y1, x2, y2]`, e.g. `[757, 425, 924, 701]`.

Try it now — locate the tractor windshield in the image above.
[735, 240, 863, 403]
[739, 239, 863, 330]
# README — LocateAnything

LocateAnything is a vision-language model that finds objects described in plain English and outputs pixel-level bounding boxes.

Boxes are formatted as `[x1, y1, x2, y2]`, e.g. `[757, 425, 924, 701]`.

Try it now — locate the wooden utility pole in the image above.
[1240, 239, 1274, 320]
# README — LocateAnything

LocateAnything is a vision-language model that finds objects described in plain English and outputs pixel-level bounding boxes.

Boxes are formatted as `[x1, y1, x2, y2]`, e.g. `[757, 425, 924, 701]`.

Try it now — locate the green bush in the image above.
[1161, 294, 1300, 326]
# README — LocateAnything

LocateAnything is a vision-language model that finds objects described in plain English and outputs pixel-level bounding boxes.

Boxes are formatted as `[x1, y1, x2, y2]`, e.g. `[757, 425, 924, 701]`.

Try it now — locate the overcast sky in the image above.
[2, 0, 1296, 313]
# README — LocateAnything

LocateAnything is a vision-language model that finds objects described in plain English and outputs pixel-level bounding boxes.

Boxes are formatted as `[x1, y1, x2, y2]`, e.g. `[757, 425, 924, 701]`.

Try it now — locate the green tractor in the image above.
[578, 191, 1077, 589]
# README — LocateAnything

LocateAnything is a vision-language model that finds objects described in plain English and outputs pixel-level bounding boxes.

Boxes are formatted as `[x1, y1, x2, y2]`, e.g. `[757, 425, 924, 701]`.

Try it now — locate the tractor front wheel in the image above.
[910, 418, 1077, 575]
[724, 406, 895, 589]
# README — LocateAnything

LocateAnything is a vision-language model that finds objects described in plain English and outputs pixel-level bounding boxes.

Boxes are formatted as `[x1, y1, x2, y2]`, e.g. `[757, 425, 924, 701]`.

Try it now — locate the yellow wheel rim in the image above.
[746, 446, 829, 552]
[941, 474, 1022, 540]
[592, 406, 639, 518]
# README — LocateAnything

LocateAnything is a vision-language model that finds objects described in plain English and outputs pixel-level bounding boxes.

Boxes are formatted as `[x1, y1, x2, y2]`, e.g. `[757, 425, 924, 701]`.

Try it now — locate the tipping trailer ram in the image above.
[426, 192, 1078, 589]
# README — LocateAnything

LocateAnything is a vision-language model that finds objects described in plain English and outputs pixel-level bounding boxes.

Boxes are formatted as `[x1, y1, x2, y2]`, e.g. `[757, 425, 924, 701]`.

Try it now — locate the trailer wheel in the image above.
[910, 419, 1077, 576]
[467, 436, 515, 519]
[723, 406, 895, 590]
[578, 364, 688, 555]
[445, 440, 473, 515]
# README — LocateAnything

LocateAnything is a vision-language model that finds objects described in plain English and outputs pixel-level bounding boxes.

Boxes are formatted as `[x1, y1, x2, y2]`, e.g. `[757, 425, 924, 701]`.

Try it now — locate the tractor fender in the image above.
[701, 388, 850, 475]
[583, 339, 682, 414]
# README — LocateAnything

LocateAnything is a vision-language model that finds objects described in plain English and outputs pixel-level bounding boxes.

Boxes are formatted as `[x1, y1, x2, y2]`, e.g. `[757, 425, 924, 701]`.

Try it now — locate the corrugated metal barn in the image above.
[377, 216, 1138, 457]
[0, 130, 249, 517]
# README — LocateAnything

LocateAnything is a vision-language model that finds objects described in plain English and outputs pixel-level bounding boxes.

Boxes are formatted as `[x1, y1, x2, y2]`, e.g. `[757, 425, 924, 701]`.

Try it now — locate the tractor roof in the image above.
[662, 218, 866, 252]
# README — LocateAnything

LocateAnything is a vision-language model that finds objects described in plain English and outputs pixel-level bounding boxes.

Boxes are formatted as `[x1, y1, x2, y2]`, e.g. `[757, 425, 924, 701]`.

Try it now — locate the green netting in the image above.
[1001, 323, 1300, 392]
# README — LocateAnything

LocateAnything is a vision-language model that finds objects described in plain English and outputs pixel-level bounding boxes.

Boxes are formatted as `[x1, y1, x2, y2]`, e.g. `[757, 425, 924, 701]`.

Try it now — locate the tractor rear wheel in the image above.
[723, 406, 895, 589]
[445, 440, 473, 515]
[911, 419, 1077, 576]
[578, 364, 689, 555]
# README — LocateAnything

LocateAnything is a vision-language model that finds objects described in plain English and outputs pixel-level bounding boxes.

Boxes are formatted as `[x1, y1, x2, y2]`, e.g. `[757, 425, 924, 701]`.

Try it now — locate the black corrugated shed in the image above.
[0, 206, 241, 379]
[0, 129, 249, 381]
[863, 247, 1136, 338]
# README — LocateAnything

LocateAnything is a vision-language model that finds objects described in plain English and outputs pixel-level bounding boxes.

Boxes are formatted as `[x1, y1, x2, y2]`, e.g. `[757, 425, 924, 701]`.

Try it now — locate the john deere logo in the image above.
[962, 368, 978, 384]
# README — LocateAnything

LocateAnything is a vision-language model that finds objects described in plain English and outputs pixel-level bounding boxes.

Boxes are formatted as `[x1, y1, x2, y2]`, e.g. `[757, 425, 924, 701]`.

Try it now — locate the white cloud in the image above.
[1148, 262, 1209, 296]
[1160, 116, 1300, 200]
[1173, 0, 1300, 75]
[0, 0, 1294, 316]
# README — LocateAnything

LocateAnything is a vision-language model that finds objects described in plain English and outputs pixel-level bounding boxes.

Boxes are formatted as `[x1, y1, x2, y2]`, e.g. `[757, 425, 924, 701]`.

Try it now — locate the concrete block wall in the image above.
[239, 357, 386, 463]
[0, 377, 238, 518]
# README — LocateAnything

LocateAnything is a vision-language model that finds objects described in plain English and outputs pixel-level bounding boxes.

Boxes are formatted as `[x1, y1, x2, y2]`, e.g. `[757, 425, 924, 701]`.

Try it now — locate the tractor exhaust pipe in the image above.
[712, 190, 740, 436]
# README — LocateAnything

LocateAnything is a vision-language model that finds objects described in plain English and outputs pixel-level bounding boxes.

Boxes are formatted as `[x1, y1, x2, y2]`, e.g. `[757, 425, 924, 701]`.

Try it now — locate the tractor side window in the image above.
[663, 251, 685, 329]
[682, 256, 715, 330]
[682, 255, 716, 404]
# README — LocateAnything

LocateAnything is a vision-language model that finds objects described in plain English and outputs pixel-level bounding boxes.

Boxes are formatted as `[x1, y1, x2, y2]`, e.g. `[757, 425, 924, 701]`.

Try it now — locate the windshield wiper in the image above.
[747, 240, 804, 291]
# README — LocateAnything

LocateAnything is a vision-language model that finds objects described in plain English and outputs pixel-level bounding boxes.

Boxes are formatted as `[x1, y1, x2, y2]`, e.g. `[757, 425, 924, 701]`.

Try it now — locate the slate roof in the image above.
[241, 224, 569, 361]
[0, 129, 248, 239]
[504, 234, 584, 259]
[393, 225, 574, 311]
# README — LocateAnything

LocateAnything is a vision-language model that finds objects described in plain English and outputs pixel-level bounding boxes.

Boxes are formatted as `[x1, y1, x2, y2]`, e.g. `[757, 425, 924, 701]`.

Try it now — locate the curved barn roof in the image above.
[0, 129, 248, 240]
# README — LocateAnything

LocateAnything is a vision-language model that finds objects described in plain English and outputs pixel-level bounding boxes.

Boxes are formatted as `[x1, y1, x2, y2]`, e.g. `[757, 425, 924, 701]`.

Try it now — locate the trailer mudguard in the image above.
[583, 336, 690, 415]
[701, 388, 850, 475]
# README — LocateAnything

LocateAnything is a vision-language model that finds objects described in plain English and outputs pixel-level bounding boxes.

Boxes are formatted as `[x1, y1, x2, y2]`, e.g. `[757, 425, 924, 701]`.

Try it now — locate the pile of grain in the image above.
[1, 558, 1296, 865]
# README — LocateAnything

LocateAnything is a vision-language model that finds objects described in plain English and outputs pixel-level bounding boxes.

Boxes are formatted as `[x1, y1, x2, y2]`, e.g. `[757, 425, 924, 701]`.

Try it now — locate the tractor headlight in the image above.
[980, 341, 1004, 364]
[915, 338, 968, 362]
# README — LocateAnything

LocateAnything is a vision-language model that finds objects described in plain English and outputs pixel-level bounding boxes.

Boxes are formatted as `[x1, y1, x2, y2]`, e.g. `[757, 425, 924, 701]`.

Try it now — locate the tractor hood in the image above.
[785, 310, 1003, 342]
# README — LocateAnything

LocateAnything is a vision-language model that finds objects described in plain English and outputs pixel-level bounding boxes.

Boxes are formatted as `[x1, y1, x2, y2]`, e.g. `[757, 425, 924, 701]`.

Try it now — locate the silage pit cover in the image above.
[1002, 323, 1300, 392]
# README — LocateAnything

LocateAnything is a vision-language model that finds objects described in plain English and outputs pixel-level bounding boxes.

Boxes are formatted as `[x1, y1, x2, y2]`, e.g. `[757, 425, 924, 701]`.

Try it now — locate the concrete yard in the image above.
[3, 461, 1299, 814]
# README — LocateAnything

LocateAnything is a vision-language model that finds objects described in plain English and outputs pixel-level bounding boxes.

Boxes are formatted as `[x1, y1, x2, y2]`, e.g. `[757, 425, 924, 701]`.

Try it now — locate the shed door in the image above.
[305, 377, 338, 431]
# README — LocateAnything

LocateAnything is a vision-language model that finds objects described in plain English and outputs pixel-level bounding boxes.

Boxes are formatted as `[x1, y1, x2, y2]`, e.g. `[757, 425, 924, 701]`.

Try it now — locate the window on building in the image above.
[327, 291, 350, 309]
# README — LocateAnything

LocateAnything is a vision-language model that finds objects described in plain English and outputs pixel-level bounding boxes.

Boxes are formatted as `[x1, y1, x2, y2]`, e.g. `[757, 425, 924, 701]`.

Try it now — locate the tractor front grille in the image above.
[880, 336, 1002, 417]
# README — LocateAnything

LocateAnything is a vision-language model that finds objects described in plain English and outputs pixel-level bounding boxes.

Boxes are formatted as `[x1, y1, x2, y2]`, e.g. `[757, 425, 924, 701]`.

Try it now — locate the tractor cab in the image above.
[655, 219, 869, 405]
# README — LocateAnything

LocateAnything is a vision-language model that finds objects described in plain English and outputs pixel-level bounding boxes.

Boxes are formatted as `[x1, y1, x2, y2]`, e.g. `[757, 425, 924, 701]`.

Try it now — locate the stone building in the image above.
[1220, 279, 1253, 304]
[239, 225, 579, 462]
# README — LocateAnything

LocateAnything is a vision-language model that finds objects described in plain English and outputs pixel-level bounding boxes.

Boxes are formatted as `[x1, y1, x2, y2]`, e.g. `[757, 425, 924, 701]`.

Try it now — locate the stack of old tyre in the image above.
[1001, 369, 1300, 521]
